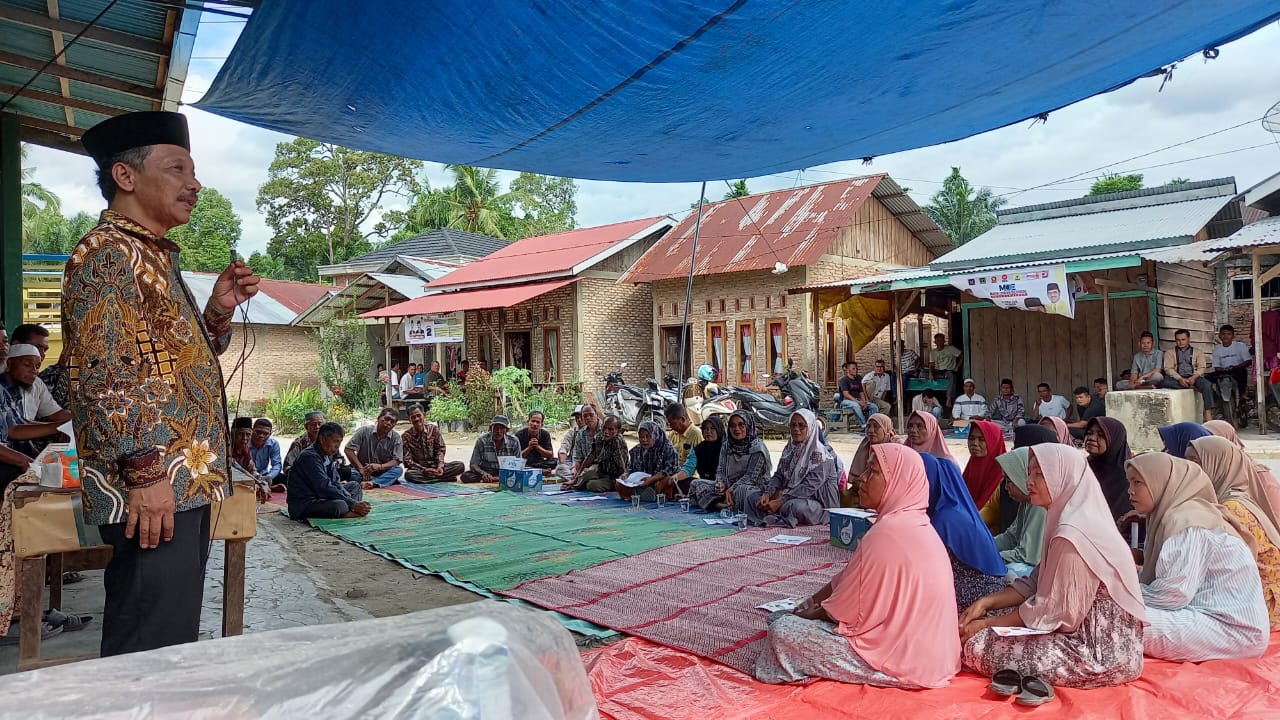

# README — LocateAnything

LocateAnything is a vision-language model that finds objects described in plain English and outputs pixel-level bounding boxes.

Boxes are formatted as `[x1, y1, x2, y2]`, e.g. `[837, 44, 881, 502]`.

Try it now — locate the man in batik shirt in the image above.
[63, 111, 261, 657]
[402, 404, 464, 482]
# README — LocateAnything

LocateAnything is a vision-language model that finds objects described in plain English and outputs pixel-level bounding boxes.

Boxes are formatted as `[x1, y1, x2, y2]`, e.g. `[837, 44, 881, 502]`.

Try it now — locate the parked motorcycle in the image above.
[720, 384, 794, 433]
[771, 359, 822, 413]
[602, 363, 667, 431]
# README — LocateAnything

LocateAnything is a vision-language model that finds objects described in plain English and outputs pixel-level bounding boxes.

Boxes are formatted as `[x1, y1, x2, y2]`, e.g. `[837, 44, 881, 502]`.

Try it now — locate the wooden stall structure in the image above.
[808, 179, 1242, 411]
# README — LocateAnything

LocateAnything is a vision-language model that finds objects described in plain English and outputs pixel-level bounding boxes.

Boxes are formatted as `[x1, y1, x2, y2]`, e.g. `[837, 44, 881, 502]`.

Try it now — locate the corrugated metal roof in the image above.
[871, 176, 952, 252]
[181, 272, 299, 326]
[1, 0, 199, 152]
[623, 176, 896, 283]
[369, 272, 430, 300]
[397, 256, 459, 281]
[1207, 216, 1280, 252]
[428, 216, 670, 290]
[255, 278, 334, 314]
[346, 228, 509, 266]
[363, 278, 578, 319]
[933, 195, 1235, 268]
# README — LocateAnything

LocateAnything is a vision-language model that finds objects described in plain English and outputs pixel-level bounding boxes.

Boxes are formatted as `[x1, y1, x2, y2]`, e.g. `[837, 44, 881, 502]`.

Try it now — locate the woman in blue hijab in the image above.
[919, 452, 1009, 611]
[1158, 422, 1211, 459]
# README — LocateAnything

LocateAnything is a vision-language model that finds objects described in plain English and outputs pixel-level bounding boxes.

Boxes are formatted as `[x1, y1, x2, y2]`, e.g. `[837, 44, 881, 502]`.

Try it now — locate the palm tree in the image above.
[923, 167, 1007, 247]
[20, 145, 62, 249]
[723, 179, 750, 199]
[412, 165, 514, 238]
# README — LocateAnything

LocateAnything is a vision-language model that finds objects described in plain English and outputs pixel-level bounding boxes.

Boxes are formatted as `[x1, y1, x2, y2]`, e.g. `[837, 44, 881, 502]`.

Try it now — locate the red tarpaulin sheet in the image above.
[584, 634, 1280, 720]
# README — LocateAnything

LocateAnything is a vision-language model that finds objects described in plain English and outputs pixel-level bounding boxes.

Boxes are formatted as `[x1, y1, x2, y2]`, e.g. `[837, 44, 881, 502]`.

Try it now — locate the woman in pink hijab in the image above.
[1039, 416, 1074, 446]
[904, 409, 955, 463]
[755, 443, 961, 689]
[960, 444, 1146, 702]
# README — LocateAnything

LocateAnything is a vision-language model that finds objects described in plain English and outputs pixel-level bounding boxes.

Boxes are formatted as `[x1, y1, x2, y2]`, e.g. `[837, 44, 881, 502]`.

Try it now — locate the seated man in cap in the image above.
[402, 403, 465, 482]
[460, 414, 522, 483]
[0, 344, 71, 457]
[344, 407, 405, 487]
[65, 110, 262, 656]
[11, 323, 70, 417]
[515, 410, 558, 472]
[229, 417, 270, 503]
[287, 422, 371, 521]
[951, 378, 987, 423]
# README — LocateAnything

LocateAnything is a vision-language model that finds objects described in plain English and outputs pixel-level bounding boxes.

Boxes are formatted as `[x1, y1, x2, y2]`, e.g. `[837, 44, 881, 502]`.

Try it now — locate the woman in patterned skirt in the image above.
[1124, 452, 1267, 661]
[960, 444, 1146, 691]
[919, 452, 1007, 611]
[1188, 435, 1280, 630]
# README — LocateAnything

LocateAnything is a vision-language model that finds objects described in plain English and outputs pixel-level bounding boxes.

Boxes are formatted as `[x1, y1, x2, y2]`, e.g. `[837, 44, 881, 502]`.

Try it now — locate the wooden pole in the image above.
[1102, 286, 1113, 393]
[1254, 250, 1266, 435]
[893, 291, 905, 432]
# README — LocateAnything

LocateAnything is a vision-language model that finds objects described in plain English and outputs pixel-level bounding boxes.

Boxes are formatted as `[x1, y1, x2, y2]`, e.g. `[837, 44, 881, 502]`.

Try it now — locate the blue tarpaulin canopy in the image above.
[196, 1, 1280, 182]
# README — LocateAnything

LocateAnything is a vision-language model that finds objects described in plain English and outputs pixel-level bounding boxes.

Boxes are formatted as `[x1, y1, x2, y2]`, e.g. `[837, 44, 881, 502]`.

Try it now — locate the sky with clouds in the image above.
[21, 15, 1280, 259]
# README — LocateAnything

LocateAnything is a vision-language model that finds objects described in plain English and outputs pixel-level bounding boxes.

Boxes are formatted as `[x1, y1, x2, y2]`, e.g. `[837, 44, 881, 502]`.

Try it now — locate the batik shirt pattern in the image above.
[62, 211, 234, 526]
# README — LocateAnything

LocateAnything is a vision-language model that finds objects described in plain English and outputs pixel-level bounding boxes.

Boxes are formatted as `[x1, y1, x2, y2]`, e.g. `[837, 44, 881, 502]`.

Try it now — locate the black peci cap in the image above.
[81, 111, 190, 162]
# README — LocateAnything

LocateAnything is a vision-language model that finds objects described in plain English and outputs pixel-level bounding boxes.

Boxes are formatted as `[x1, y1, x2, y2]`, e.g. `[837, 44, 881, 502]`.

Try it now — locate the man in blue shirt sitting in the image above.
[250, 418, 283, 492]
[287, 422, 371, 520]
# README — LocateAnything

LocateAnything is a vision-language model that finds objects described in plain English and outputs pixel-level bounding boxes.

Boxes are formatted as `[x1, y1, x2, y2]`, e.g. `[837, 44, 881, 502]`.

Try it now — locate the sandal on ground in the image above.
[61, 571, 84, 585]
[988, 668, 1022, 696]
[44, 609, 94, 632]
[1016, 675, 1055, 706]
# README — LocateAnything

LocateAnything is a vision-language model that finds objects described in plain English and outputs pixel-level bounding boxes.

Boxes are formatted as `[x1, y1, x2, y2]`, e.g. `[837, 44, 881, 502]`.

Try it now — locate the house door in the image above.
[505, 331, 532, 371]
[659, 325, 690, 379]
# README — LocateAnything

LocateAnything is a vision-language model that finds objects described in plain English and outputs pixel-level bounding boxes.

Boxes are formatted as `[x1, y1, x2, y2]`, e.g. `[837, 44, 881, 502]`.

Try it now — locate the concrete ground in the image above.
[7, 419, 1280, 674]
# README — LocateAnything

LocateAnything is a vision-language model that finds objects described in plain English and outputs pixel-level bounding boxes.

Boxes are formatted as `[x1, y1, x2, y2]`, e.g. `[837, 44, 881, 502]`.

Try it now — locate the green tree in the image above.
[26, 210, 97, 255]
[19, 145, 62, 249]
[246, 250, 287, 280]
[256, 138, 422, 280]
[507, 172, 577, 237]
[419, 164, 512, 238]
[1088, 172, 1144, 196]
[923, 167, 1007, 247]
[318, 310, 381, 412]
[723, 179, 750, 199]
[167, 187, 241, 272]
[1166, 177, 1191, 185]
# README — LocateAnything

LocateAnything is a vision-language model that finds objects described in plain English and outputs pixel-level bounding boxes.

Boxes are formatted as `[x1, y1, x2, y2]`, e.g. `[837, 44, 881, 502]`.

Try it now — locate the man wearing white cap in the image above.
[0, 342, 65, 489]
[952, 378, 987, 422]
[0, 344, 69, 456]
[63, 110, 262, 657]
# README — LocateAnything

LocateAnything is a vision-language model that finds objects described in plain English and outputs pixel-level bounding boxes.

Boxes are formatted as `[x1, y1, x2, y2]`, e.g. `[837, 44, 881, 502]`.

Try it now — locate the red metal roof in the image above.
[622, 175, 887, 283]
[427, 216, 670, 290]
[361, 278, 578, 319]
[255, 278, 335, 313]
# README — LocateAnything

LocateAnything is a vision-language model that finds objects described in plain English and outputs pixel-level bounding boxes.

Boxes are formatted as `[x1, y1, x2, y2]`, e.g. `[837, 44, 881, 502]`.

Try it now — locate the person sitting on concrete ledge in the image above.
[514, 410, 558, 471]
[288, 422, 370, 521]
[1160, 328, 1215, 422]
[345, 407, 405, 487]
[1117, 331, 1165, 390]
[460, 414, 521, 483]
[986, 378, 1026, 430]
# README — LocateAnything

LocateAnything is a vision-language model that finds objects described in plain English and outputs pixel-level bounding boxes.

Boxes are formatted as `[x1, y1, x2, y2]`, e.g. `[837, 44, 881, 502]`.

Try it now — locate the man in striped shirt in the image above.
[952, 379, 987, 422]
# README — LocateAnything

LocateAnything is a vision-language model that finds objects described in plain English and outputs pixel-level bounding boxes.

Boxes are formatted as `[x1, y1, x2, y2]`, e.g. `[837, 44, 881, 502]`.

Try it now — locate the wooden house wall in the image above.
[827, 198, 936, 267]
[1154, 261, 1217, 347]
[967, 294, 1150, 403]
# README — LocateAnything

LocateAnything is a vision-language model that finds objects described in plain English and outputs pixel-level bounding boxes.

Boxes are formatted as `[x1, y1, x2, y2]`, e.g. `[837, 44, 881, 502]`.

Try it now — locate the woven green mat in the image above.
[310, 493, 733, 591]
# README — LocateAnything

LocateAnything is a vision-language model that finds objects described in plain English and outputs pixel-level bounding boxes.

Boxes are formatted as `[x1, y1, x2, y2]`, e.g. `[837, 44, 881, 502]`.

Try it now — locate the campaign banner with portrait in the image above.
[404, 313, 464, 344]
[950, 264, 1075, 318]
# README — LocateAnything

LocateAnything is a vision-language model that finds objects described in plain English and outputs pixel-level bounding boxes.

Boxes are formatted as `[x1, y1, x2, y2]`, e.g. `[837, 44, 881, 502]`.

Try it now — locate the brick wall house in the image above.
[365, 217, 674, 396]
[625, 176, 948, 390]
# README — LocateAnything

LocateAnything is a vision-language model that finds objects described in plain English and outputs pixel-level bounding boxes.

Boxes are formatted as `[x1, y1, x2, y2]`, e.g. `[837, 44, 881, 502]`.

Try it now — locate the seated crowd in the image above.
[745, 407, 1280, 707]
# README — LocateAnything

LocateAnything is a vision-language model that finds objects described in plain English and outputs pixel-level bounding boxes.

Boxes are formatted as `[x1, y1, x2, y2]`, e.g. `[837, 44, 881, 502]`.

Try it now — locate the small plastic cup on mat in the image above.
[734, 513, 748, 529]
[679, 497, 691, 513]
[720, 508, 734, 520]
[631, 495, 641, 510]
[656, 493, 666, 508]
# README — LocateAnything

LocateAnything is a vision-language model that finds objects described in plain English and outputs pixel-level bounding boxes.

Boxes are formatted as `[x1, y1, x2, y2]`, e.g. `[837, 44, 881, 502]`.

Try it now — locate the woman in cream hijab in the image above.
[1125, 452, 1268, 662]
